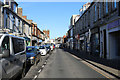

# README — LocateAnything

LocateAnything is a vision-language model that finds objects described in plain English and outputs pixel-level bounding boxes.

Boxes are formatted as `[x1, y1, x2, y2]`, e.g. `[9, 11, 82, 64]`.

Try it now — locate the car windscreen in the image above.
[26, 47, 35, 53]
[39, 46, 45, 49]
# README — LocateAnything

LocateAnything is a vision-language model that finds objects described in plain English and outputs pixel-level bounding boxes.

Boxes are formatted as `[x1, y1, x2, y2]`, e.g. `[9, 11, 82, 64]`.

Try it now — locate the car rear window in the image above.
[39, 46, 45, 49]
[26, 47, 35, 53]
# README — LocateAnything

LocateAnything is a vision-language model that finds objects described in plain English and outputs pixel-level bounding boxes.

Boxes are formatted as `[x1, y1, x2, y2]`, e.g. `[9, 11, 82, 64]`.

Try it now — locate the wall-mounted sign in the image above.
[108, 19, 120, 29]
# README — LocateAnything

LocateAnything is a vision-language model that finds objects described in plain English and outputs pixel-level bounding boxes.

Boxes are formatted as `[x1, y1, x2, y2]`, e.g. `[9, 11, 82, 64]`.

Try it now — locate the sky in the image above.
[18, 2, 87, 39]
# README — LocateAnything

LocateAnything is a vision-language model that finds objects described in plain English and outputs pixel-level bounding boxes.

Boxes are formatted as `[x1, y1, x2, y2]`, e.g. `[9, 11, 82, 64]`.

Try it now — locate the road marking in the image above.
[71, 54, 115, 80]
[44, 62, 47, 65]
[38, 69, 42, 73]
[82, 61, 114, 80]
[42, 65, 44, 68]
[33, 75, 38, 80]
[71, 55, 80, 60]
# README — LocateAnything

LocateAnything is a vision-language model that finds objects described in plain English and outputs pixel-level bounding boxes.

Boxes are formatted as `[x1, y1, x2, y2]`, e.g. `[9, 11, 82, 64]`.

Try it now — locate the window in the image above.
[13, 4, 16, 12]
[5, 2, 9, 5]
[106, 1, 108, 13]
[22, 22, 25, 33]
[88, 11, 90, 26]
[12, 16, 15, 31]
[98, 3, 101, 19]
[94, 4, 97, 21]
[18, 20, 20, 27]
[114, 0, 117, 8]
[1, 36, 10, 53]
[102, 2, 105, 15]
[12, 38, 25, 54]
[5, 14, 8, 28]
[26, 47, 35, 53]
[39, 46, 45, 49]
[85, 14, 86, 28]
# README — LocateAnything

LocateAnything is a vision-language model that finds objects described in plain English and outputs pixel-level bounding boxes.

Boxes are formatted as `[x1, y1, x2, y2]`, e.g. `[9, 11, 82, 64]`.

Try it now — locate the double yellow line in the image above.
[71, 54, 114, 80]
[85, 62, 113, 80]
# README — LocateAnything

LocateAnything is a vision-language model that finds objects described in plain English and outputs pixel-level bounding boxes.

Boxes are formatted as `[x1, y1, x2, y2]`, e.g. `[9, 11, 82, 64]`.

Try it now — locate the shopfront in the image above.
[75, 34, 80, 50]
[79, 34, 85, 51]
[90, 28, 100, 57]
[108, 19, 120, 59]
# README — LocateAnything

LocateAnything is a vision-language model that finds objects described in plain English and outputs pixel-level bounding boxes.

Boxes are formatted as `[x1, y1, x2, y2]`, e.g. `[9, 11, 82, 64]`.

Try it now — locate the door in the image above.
[1, 36, 15, 78]
[103, 30, 107, 58]
[12, 38, 24, 74]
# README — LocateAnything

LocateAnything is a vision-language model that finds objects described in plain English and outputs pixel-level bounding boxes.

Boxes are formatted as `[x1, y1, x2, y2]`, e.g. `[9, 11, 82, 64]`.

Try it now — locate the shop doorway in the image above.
[109, 31, 120, 59]
[103, 30, 107, 58]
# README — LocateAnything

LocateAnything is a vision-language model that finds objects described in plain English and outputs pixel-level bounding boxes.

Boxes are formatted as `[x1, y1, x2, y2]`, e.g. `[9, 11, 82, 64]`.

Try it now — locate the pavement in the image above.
[63, 48, 120, 79]
[37, 49, 112, 79]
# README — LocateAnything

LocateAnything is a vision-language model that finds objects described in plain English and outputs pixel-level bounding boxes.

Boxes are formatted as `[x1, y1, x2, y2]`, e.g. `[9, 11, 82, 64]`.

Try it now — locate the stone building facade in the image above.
[74, 0, 120, 59]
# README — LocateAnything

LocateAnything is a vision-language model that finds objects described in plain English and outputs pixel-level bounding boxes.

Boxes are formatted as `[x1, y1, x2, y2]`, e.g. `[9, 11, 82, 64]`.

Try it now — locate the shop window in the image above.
[91, 33, 100, 55]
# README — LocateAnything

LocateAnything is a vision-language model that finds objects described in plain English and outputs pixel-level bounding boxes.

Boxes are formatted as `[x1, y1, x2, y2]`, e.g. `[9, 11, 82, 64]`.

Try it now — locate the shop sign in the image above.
[108, 19, 120, 29]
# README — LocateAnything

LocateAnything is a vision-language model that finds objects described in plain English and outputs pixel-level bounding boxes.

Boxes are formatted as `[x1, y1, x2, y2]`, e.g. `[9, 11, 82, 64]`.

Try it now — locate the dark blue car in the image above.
[26, 46, 41, 65]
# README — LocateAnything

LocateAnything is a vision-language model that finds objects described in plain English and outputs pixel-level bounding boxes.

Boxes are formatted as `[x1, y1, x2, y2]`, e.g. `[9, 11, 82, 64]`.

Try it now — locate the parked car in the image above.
[26, 46, 41, 65]
[0, 34, 26, 79]
[45, 45, 51, 53]
[53, 44, 55, 49]
[50, 44, 54, 51]
[39, 46, 47, 56]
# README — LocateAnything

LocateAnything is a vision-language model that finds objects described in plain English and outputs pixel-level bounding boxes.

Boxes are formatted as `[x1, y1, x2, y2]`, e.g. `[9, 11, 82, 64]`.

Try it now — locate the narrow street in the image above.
[36, 49, 109, 79]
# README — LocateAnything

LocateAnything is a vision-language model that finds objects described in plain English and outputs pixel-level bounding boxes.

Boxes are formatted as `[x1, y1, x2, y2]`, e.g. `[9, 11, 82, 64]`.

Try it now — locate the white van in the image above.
[0, 34, 26, 79]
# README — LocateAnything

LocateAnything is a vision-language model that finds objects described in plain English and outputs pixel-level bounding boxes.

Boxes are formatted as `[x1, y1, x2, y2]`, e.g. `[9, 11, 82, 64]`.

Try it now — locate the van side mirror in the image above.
[2, 49, 10, 58]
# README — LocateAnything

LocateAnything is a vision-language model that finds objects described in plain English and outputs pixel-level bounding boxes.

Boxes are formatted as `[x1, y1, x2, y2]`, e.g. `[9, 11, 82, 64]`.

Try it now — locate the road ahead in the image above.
[37, 49, 109, 79]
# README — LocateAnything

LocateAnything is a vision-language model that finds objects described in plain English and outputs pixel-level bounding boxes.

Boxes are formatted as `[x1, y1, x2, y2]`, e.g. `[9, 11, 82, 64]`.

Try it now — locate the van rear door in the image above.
[12, 38, 25, 72]
[1, 36, 15, 78]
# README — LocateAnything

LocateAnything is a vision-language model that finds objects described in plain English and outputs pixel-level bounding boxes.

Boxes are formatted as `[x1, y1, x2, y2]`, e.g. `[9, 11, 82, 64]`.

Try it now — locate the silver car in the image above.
[0, 34, 26, 79]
